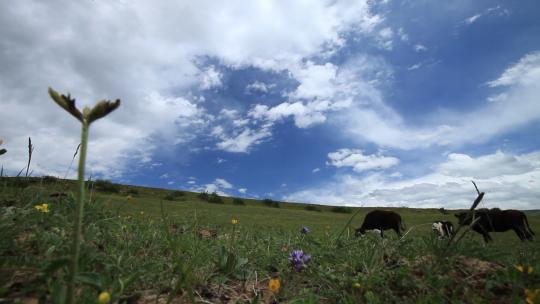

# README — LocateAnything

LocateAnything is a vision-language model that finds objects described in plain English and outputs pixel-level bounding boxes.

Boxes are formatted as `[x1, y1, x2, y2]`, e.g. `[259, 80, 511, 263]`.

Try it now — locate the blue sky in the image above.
[1, 0, 539, 209]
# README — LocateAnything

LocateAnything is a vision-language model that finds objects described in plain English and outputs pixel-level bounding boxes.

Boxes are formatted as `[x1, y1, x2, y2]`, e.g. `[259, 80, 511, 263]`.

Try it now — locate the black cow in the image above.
[355, 210, 405, 237]
[455, 209, 535, 242]
[432, 221, 454, 239]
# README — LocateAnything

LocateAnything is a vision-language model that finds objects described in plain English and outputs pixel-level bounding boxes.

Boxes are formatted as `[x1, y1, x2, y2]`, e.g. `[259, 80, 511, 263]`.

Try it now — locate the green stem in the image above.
[67, 121, 89, 304]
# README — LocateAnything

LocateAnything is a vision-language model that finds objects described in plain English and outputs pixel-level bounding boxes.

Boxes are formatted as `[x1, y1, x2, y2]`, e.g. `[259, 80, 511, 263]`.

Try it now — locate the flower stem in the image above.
[66, 121, 89, 304]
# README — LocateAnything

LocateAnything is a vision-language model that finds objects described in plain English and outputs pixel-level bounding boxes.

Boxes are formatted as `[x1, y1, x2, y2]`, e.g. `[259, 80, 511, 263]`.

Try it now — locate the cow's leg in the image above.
[380, 229, 385, 238]
[512, 226, 526, 241]
[473, 225, 492, 243]
[392, 226, 401, 238]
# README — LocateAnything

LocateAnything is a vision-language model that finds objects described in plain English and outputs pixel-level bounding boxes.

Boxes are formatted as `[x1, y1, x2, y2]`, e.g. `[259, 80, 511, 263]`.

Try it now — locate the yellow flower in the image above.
[353, 282, 362, 289]
[268, 278, 280, 293]
[34, 203, 49, 213]
[527, 266, 534, 274]
[97, 291, 111, 304]
[231, 218, 239, 225]
[525, 289, 540, 304]
[515, 264, 524, 272]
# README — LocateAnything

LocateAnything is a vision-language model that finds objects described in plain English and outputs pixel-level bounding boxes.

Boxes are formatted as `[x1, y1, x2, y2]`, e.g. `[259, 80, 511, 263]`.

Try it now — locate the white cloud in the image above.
[312, 168, 320, 173]
[414, 44, 427, 52]
[487, 51, 540, 87]
[327, 149, 399, 172]
[438, 151, 537, 179]
[287, 150, 540, 209]
[0, 0, 383, 176]
[376, 27, 394, 50]
[407, 63, 422, 70]
[340, 51, 540, 150]
[215, 127, 272, 153]
[215, 178, 233, 189]
[397, 27, 408, 41]
[463, 6, 509, 25]
[465, 14, 482, 24]
[200, 65, 223, 90]
[238, 188, 247, 194]
[246, 81, 275, 93]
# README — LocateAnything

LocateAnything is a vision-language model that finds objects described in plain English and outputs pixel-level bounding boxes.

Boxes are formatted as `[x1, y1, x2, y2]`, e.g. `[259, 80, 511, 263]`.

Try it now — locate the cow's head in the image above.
[454, 212, 471, 225]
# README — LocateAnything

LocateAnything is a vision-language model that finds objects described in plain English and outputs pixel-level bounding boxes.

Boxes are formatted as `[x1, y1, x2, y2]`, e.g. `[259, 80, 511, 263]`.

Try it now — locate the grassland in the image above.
[1, 176, 539, 303]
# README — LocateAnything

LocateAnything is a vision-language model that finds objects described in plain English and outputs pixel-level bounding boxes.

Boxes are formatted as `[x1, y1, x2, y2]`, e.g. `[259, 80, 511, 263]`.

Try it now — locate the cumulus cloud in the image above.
[245, 81, 275, 93]
[327, 149, 399, 172]
[215, 127, 272, 153]
[287, 150, 540, 209]
[414, 44, 427, 52]
[200, 65, 223, 90]
[195, 178, 234, 195]
[0, 0, 383, 175]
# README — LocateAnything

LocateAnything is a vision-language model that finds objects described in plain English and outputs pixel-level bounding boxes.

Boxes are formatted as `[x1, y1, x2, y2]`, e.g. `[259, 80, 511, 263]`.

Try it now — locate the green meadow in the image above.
[1, 176, 539, 303]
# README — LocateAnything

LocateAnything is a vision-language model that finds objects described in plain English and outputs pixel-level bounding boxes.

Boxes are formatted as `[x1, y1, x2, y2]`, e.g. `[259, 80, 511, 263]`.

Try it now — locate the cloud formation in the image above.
[327, 149, 399, 172]
[287, 150, 540, 209]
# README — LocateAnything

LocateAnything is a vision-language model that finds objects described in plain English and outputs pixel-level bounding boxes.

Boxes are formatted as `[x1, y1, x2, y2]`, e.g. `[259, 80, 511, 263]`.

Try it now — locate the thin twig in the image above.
[445, 181, 485, 252]
[25, 137, 34, 178]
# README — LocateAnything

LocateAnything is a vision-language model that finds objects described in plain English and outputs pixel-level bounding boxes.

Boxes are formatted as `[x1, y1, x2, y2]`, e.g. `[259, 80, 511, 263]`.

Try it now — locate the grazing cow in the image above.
[355, 210, 405, 237]
[432, 221, 454, 239]
[455, 209, 535, 242]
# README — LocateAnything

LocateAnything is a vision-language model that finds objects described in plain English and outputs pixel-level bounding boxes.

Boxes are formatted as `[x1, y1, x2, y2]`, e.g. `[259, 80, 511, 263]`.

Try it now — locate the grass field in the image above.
[1, 176, 539, 303]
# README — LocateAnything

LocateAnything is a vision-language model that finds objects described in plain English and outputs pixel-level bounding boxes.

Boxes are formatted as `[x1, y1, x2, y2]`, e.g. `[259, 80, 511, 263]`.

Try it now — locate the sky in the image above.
[1, 0, 540, 209]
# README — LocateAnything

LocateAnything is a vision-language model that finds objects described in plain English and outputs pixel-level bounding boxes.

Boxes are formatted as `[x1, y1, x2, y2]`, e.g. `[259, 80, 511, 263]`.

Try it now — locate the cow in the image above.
[432, 221, 454, 239]
[355, 210, 405, 237]
[454, 209, 535, 242]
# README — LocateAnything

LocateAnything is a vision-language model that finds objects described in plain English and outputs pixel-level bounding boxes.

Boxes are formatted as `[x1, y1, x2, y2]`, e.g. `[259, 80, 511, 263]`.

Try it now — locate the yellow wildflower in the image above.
[34, 203, 49, 213]
[97, 291, 111, 304]
[353, 282, 362, 289]
[514, 264, 534, 274]
[268, 278, 280, 293]
[231, 218, 239, 225]
[525, 289, 540, 304]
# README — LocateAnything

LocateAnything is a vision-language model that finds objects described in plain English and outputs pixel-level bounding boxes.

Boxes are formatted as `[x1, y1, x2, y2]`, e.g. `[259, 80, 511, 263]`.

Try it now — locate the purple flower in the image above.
[289, 249, 312, 271]
[300, 226, 310, 234]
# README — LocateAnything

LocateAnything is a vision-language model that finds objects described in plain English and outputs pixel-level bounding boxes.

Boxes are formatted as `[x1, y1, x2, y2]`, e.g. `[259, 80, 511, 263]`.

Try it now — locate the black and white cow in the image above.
[431, 221, 454, 239]
[455, 209, 535, 242]
[355, 210, 405, 237]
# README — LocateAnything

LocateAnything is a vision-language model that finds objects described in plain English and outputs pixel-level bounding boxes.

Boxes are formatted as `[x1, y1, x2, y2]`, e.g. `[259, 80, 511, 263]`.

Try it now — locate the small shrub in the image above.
[126, 188, 140, 196]
[93, 179, 121, 193]
[263, 198, 280, 208]
[233, 198, 245, 205]
[198, 191, 210, 201]
[330, 206, 352, 213]
[41, 175, 58, 183]
[304, 205, 322, 212]
[208, 192, 224, 204]
[164, 190, 184, 201]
